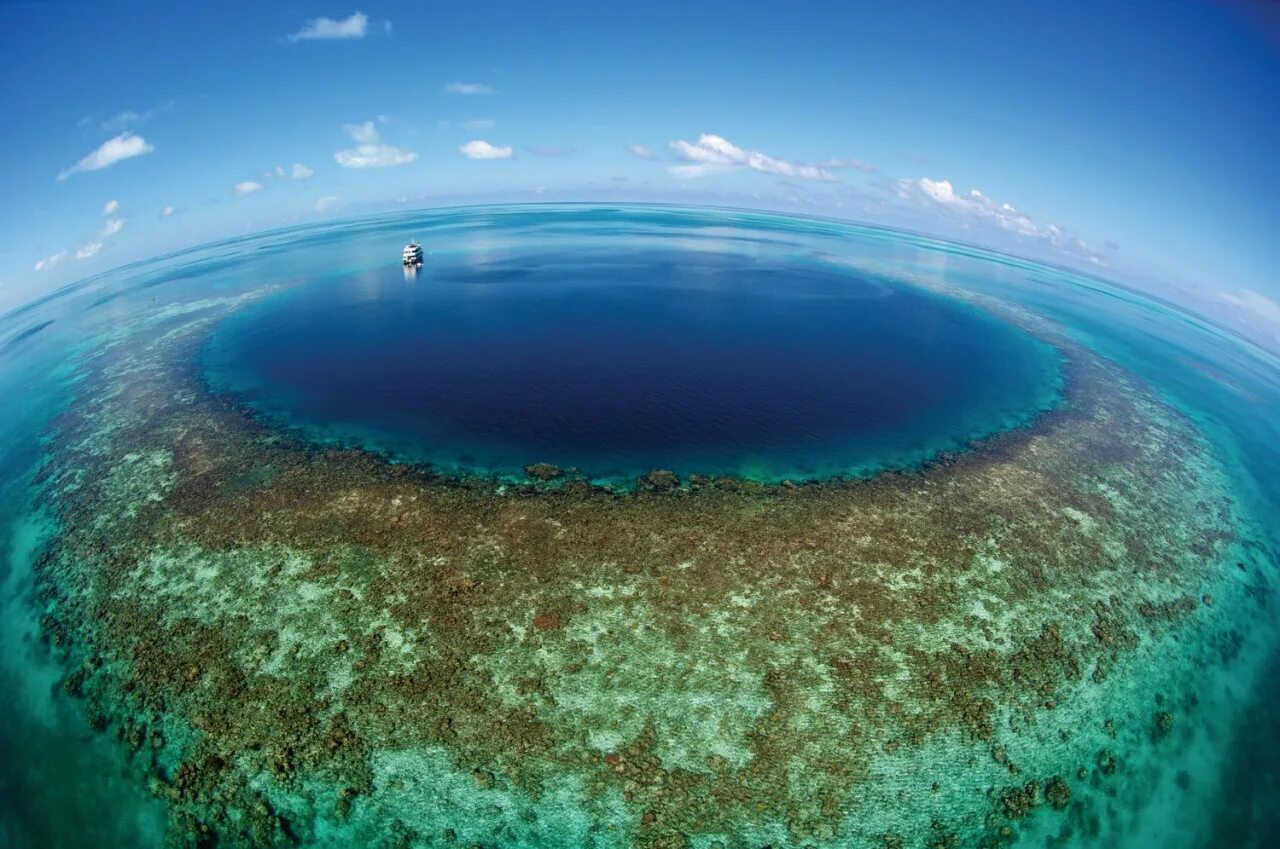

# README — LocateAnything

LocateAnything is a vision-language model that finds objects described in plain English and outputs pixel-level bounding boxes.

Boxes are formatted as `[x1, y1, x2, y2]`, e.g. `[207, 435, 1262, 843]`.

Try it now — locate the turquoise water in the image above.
[1, 204, 1277, 847]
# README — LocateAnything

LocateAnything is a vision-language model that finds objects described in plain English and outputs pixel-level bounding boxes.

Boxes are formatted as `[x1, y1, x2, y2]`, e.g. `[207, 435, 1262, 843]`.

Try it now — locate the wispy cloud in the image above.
[265, 163, 315, 181]
[316, 196, 339, 214]
[459, 140, 513, 160]
[35, 203, 126, 271]
[161, 205, 175, 217]
[98, 101, 173, 134]
[437, 118, 497, 130]
[895, 176, 1103, 265]
[1216, 289, 1280, 327]
[525, 144, 574, 158]
[628, 144, 656, 160]
[821, 157, 876, 173]
[443, 82, 494, 95]
[1214, 289, 1280, 348]
[34, 251, 68, 272]
[346, 121, 379, 144]
[79, 200, 125, 258]
[234, 181, 264, 196]
[102, 110, 143, 133]
[335, 121, 418, 168]
[58, 132, 154, 180]
[287, 11, 369, 42]
[668, 134, 835, 181]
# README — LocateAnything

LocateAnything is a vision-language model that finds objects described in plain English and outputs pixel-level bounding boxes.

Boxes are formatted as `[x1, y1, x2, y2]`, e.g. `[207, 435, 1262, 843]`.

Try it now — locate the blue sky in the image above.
[2, 1, 1278, 347]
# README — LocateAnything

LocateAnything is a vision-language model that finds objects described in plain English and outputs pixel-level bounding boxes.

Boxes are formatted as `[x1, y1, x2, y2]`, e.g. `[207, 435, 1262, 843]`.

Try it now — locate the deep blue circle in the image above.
[204, 248, 1061, 481]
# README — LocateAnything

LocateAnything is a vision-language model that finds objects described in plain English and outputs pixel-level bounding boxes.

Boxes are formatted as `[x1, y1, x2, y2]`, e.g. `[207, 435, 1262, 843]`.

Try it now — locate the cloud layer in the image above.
[895, 177, 1103, 265]
[334, 121, 419, 168]
[668, 134, 835, 181]
[288, 12, 369, 42]
[58, 133, 154, 180]
[460, 140, 513, 160]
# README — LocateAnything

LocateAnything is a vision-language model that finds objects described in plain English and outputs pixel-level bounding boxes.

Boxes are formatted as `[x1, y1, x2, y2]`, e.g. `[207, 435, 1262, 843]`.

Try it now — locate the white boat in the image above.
[402, 240, 424, 267]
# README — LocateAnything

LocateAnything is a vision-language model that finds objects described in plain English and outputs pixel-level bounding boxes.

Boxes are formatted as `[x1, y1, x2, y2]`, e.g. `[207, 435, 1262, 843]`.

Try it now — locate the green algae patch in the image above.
[29, 297, 1275, 848]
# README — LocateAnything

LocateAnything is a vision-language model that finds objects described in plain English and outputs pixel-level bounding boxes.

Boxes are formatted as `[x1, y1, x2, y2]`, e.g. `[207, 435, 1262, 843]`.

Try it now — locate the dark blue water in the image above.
[203, 248, 1062, 482]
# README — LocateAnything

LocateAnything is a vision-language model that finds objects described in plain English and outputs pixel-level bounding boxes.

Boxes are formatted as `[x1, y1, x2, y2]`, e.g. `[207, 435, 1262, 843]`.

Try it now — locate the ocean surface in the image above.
[0, 204, 1277, 848]
[202, 245, 1061, 484]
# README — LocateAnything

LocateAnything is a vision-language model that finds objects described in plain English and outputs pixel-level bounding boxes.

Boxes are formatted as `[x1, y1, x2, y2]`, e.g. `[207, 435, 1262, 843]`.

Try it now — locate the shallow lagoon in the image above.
[0, 205, 1277, 848]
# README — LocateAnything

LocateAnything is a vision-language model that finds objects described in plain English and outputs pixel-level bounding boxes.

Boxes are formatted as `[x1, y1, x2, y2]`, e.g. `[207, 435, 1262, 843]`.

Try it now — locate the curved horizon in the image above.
[7, 201, 1276, 368]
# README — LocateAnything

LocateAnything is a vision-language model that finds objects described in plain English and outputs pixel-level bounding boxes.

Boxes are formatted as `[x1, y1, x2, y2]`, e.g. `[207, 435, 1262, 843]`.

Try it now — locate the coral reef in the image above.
[29, 291, 1267, 848]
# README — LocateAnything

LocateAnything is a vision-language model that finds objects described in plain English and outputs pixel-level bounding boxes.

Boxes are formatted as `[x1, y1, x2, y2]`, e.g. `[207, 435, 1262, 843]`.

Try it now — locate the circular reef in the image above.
[14, 205, 1279, 849]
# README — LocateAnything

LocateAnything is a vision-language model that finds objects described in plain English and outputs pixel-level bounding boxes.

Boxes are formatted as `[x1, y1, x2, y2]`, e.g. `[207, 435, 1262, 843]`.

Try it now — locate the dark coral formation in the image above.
[28, 291, 1258, 848]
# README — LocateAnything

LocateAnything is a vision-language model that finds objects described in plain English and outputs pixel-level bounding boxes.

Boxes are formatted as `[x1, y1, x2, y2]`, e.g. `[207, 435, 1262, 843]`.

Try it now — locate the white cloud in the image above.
[102, 199, 119, 216]
[287, 11, 369, 42]
[34, 251, 68, 272]
[443, 82, 494, 95]
[667, 134, 835, 182]
[335, 145, 417, 168]
[98, 101, 173, 133]
[526, 144, 574, 157]
[1216, 290, 1280, 327]
[234, 181, 264, 196]
[98, 100, 175, 133]
[459, 140, 513, 160]
[316, 196, 339, 213]
[345, 120, 380, 144]
[35, 213, 126, 271]
[264, 163, 314, 180]
[58, 132, 154, 180]
[628, 144, 656, 160]
[334, 120, 419, 168]
[161, 205, 175, 217]
[895, 177, 1104, 265]
[821, 157, 876, 172]
[102, 110, 142, 133]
